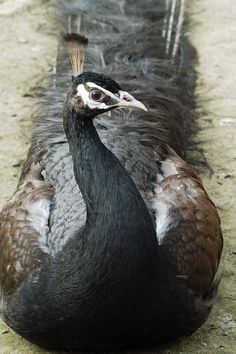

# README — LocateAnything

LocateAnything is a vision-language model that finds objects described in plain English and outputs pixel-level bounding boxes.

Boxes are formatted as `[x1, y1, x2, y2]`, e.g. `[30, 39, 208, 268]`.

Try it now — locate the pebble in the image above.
[200, 341, 208, 348]
[220, 118, 235, 126]
[31, 46, 41, 52]
[12, 161, 21, 168]
[18, 38, 28, 44]
[219, 314, 236, 334]
[221, 320, 236, 333]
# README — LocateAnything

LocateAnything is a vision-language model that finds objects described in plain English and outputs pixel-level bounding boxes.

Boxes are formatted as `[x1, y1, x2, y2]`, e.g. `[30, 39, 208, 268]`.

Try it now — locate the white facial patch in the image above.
[76, 82, 147, 111]
[86, 82, 118, 100]
[76, 82, 118, 110]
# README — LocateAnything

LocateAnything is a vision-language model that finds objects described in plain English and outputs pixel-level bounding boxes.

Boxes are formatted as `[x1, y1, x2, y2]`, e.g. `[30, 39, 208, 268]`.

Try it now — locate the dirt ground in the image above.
[0, 0, 235, 353]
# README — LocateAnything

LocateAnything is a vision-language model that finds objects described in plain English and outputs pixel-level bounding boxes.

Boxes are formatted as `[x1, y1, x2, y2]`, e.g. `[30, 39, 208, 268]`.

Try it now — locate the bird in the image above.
[0, 1, 223, 351]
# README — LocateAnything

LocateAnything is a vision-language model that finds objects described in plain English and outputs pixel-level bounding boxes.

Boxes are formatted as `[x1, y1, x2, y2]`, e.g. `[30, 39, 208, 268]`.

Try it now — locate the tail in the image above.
[21, 0, 198, 178]
[162, 0, 185, 60]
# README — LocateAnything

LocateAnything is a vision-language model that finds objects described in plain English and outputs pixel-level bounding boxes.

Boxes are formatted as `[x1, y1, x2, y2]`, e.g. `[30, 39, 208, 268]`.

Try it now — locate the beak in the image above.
[115, 90, 147, 111]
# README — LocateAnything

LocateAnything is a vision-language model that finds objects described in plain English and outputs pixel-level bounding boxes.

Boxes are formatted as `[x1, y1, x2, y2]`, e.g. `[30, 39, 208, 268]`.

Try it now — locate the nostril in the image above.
[123, 95, 132, 102]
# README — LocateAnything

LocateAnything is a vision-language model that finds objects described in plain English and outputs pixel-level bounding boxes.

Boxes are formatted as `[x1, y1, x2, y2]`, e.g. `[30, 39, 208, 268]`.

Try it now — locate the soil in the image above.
[0, 0, 235, 353]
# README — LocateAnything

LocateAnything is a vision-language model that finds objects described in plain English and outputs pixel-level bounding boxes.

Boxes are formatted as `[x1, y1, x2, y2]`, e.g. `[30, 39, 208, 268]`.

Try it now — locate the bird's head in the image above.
[67, 71, 147, 118]
[64, 33, 147, 120]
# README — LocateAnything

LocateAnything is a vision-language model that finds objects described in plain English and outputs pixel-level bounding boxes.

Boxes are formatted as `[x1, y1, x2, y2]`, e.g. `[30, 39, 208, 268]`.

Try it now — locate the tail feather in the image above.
[23, 0, 196, 167]
[21, 0, 199, 253]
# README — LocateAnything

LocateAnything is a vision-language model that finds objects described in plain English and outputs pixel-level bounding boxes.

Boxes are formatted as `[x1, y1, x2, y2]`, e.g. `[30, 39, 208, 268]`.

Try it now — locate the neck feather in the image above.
[65, 110, 154, 232]
[61, 109, 158, 287]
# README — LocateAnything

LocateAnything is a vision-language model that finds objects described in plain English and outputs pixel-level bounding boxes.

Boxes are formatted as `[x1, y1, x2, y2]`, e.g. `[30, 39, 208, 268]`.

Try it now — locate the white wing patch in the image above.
[152, 184, 176, 245]
[154, 202, 171, 243]
[26, 199, 51, 252]
[152, 161, 199, 244]
[160, 159, 178, 177]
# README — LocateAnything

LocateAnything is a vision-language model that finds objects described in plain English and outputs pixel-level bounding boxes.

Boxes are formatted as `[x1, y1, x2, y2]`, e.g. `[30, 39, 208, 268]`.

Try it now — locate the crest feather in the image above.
[64, 33, 88, 76]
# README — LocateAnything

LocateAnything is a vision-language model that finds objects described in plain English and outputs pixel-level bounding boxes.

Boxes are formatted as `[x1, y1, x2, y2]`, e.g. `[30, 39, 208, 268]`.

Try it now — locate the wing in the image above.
[0, 164, 54, 298]
[152, 147, 223, 295]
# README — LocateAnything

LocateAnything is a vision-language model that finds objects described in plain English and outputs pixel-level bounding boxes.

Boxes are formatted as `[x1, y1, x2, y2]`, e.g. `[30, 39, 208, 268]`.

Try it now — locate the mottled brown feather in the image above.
[153, 148, 223, 295]
[0, 164, 54, 296]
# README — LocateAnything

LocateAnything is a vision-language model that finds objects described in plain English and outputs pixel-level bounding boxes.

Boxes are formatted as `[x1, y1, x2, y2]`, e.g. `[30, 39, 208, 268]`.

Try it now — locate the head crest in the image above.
[64, 33, 88, 77]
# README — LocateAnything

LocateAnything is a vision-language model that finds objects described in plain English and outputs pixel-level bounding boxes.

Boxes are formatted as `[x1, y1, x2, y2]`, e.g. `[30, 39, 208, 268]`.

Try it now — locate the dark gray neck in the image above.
[55, 109, 158, 292]
[66, 110, 155, 238]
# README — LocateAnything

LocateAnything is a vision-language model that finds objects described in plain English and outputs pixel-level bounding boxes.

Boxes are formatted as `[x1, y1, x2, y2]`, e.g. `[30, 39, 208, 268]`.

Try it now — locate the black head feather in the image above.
[63, 33, 88, 46]
[72, 71, 122, 94]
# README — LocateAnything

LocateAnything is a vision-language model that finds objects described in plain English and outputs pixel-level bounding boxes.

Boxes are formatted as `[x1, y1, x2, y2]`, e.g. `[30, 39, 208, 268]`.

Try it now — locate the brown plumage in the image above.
[0, 164, 54, 296]
[152, 147, 222, 295]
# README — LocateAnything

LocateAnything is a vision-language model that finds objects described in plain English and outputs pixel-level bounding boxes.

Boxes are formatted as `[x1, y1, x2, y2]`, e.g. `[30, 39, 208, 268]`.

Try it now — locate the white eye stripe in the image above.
[87, 83, 133, 105]
[86, 82, 118, 100]
[76, 84, 110, 109]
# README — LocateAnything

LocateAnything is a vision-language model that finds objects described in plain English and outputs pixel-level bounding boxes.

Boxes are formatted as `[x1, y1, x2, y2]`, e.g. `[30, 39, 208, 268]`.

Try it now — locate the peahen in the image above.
[0, 0, 223, 351]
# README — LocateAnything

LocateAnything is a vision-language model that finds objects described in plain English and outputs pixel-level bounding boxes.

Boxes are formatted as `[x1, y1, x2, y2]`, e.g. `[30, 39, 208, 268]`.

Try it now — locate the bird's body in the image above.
[0, 1, 223, 351]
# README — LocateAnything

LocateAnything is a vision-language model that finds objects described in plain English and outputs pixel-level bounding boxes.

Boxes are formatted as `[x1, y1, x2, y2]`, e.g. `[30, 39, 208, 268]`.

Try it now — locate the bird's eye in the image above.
[90, 89, 104, 101]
